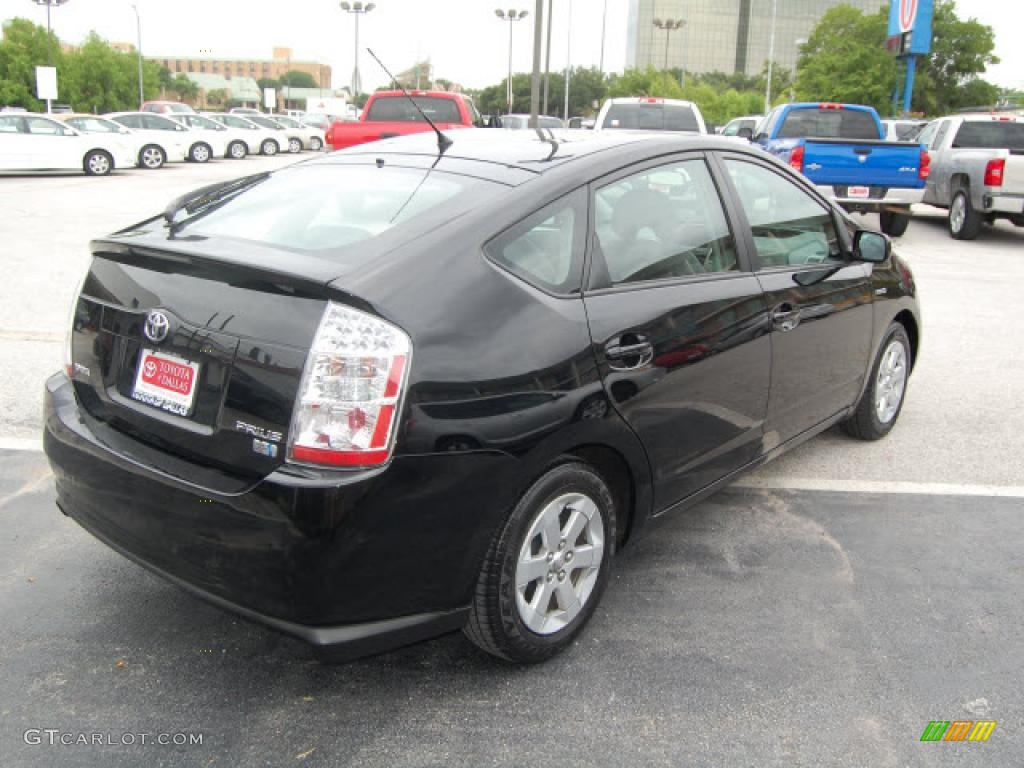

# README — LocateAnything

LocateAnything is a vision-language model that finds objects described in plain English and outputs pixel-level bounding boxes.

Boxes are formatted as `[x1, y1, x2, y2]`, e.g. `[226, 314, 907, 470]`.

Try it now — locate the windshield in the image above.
[66, 117, 122, 133]
[366, 96, 462, 123]
[777, 109, 880, 140]
[722, 119, 756, 136]
[213, 114, 255, 129]
[275, 116, 300, 128]
[247, 115, 282, 130]
[178, 163, 501, 254]
[953, 121, 1024, 151]
[187, 114, 223, 130]
[601, 103, 699, 132]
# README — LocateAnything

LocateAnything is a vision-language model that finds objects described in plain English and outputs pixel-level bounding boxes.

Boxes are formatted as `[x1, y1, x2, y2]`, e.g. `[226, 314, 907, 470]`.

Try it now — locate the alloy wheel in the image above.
[141, 147, 164, 169]
[87, 153, 110, 175]
[514, 492, 605, 635]
[229, 142, 246, 159]
[875, 340, 907, 424]
[289, 138, 302, 153]
[950, 194, 966, 234]
[191, 144, 210, 163]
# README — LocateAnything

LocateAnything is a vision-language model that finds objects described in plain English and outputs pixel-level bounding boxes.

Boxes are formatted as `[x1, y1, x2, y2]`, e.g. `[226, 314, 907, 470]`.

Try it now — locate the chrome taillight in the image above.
[288, 302, 411, 468]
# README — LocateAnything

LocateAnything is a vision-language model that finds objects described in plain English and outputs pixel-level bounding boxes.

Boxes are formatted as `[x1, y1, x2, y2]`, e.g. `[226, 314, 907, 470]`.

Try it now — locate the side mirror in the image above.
[853, 230, 890, 263]
[738, 126, 753, 140]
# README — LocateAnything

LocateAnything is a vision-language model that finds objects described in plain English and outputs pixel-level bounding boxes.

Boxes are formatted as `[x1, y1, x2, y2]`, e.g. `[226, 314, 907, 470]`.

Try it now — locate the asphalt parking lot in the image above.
[1, 157, 1023, 766]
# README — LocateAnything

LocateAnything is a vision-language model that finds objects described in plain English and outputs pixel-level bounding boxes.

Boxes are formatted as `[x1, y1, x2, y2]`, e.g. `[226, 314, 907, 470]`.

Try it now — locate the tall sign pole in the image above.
[886, 0, 934, 116]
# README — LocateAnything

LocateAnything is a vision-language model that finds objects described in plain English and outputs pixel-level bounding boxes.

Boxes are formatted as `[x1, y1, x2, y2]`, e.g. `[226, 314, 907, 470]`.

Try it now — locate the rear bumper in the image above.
[817, 185, 925, 208]
[983, 192, 1024, 214]
[43, 373, 520, 658]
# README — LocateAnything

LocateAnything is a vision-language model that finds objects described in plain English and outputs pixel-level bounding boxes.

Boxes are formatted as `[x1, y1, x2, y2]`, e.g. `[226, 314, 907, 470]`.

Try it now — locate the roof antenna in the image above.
[367, 47, 453, 156]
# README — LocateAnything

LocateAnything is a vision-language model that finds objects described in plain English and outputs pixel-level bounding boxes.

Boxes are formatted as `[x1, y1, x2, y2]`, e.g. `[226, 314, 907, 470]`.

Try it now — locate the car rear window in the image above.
[776, 109, 880, 140]
[601, 104, 699, 132]
[178, 164, 501, 255]
[953, 121, 1024, 151]
[366, 96, 461, 123]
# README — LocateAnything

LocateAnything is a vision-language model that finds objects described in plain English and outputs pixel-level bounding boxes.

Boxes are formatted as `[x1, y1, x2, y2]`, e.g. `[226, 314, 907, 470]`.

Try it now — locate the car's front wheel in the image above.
[189, 142, 212, 163]
[83, 149, 112, 176]
[464, 461, 616, 662]
[288, 137, 303, 153]
[842, 322, 911, 440]
[139, 144, 166, 170]
[261, 139, 278, 156]
[228, 141, 247, 159]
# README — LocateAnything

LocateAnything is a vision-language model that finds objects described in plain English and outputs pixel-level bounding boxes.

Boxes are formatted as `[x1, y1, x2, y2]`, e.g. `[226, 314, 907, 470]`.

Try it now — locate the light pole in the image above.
[340, 2, 376, 99]
[542, 0, 553, 116]
[652, 18, 685, 72]
[131, 4, 143, 108]
[495, 9, 528, 115]
[599, 0, 607, 73]
[32, 0, 69, 38]
[564, 0, 571, 121]
[764, 0, 778, 113]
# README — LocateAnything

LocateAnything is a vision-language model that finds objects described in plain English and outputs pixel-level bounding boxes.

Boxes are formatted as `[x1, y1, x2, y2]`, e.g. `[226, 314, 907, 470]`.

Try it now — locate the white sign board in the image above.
[35, 66, 58, 101]
[263, 87, 276, 110]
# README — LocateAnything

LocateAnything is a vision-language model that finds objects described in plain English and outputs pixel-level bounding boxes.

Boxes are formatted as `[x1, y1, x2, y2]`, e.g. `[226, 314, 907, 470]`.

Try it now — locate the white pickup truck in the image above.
[916, 114, 1024, 239]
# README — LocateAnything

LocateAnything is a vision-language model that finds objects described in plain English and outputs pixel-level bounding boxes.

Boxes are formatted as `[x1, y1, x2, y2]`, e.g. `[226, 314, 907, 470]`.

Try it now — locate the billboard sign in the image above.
[35, 66, 58, 101]
[887, 0, 933, 55]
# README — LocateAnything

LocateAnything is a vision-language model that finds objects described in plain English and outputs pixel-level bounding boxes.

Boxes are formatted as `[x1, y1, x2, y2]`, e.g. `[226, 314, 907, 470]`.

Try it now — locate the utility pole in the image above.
[599, 0, 607, 73]
[542, 0, 553, 116]
[529, 0, 543, 128]
[764, 0, 778, 113]
[564, 0, 571, 121]
[340, 2, 376, 99]
[131, 5, 143, 108]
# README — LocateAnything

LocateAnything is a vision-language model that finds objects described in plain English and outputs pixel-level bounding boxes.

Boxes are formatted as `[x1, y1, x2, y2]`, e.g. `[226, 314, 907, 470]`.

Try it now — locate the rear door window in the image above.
[142, 115, 177, 131]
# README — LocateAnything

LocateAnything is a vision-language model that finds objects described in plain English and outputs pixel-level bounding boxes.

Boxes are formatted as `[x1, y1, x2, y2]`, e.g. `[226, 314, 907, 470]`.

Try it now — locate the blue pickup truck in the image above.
[754, 102, 930, 236]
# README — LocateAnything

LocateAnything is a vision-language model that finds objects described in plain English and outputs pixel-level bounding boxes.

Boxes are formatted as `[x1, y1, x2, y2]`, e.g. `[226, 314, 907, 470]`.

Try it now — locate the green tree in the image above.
[795, 5, 898, 113]
[168, 73, 198, 101]
[256, 77, 279, 92]
[279, 70, 317, 88]
[61, 32, 160, 112]
[0, 18, 64, 110]
[205, 87, 229, 107]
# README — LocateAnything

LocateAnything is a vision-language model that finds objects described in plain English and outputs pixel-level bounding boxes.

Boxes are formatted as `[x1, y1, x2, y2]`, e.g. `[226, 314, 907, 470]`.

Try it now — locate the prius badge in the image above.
[144, 310, 171, 344]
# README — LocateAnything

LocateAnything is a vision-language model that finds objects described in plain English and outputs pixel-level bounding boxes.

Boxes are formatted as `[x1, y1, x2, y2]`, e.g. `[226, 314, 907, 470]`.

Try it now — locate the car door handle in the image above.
[854, 147, 872, 156]
[605, 337, 654, 370]
[771, 303, 801, 332]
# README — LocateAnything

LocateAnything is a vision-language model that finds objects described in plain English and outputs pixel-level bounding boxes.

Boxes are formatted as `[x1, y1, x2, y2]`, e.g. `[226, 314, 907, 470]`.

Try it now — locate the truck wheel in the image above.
[879, 210, 911, 237]
[948, 188, 983, 240]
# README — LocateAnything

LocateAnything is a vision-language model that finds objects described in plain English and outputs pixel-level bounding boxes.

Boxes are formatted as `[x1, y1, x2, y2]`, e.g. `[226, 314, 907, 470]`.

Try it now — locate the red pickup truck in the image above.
[325, 90, 482, 151]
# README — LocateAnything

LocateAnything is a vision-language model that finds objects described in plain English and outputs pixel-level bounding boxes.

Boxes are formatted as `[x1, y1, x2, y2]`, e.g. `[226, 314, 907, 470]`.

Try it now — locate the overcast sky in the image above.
[5, 0, 1022, 92]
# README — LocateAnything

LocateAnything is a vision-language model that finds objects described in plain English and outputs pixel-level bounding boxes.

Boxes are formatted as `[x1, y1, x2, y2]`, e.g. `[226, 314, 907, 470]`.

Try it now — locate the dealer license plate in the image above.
[131, 348, 200, 417]
[848, 186, 871, 198]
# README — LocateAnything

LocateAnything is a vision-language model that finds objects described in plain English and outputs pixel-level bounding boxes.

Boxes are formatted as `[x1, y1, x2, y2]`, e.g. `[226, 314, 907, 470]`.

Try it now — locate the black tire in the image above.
[83, 149, 112, 176]
[138, 144, 166, 170]
[842, 323, 911, 441]
[464, 461, 617, 663]
[261, 139, 278, 156]
[189, 142, 212, 163]
[310, 136, 323, 151]
[879, 209, 911, 237]
[228, 141, 247, 159]
[948, 187, 983, 240]
[288, 137, 303, 154]
[1011, 214, 1024, 228]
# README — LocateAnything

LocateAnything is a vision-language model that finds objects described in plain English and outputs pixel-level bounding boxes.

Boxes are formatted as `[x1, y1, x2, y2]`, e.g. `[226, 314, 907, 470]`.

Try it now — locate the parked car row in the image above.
[0, 108, 327, 175]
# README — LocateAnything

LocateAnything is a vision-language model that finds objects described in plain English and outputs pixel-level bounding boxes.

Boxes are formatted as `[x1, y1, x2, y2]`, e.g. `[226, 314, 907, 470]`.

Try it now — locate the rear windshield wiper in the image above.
[163, 172, 271, 234]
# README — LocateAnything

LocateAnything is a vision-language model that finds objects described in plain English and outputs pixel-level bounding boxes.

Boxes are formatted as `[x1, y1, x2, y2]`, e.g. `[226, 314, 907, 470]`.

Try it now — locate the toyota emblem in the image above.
[144, 311, 171, 344]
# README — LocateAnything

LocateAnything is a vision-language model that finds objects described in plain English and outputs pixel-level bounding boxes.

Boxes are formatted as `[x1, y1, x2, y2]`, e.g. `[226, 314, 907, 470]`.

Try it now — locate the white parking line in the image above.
[0, 438, 44, 452]
[733, 476, 1024, 498]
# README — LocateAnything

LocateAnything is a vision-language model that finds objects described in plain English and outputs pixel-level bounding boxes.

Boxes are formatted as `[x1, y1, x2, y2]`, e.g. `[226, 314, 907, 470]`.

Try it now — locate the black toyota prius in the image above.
[44, 128, 920, 663]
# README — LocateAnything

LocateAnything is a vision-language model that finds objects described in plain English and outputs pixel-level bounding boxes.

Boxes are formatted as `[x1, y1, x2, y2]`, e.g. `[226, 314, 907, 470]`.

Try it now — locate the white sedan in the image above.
[0, 113, 135, 175]
[269, 115, 326, 151]
[166, 113, 244, 161]
[204, 113, 288, 156]
[104, 112, 190, 169]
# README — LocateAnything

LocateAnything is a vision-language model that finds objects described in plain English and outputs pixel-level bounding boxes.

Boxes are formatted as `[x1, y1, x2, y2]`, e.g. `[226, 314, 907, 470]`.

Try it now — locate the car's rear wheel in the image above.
[83, 149, 112, 176]
[879, 209, 910, 237]
[288, 137, 303, 153]
[842, 322, 911, 441]
[949, 188, 983, 240]
[310, 136, 323, 151]
[189, 142, 211, 163]
[464, 462, 616, 662]
[139, 144, 166, 170]
[261, 139, 278, 156]
[228, 140, 247, 159]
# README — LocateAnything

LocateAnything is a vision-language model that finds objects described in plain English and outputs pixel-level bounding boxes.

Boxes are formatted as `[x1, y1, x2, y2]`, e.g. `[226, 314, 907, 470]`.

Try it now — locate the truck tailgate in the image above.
[1001, 153, 1024, 195]
[802, 139, 925, 189]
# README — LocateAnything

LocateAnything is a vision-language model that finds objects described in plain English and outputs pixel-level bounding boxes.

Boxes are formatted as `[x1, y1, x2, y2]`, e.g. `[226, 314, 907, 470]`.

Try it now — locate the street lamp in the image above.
[32, 0, 69, 38]
[131, 5, 143, 109]
[495, 8, 528, 114]
[340, 1, 376, 99]
[764, 0, 778, 113]
[652, 18, 685, 72]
